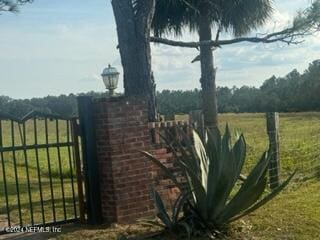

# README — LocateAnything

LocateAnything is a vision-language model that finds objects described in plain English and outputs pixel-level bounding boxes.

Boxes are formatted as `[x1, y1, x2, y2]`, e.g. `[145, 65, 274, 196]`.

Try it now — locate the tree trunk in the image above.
[199, 6, 219, 132]
[111, 0, 157, 121]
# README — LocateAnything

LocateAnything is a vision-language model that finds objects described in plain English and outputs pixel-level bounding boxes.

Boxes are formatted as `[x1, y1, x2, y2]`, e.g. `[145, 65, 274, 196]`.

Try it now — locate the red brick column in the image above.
[93, 97, 155, 223]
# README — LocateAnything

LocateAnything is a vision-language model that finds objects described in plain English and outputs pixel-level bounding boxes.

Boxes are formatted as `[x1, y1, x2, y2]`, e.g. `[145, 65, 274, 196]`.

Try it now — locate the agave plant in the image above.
[142, 126, 295, 232]
[143, 189, 193, 238]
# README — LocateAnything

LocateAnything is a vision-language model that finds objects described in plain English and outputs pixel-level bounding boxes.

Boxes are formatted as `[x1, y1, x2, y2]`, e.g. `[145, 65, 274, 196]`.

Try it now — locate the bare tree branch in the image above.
[150, 1, 320, 48]
[150, 26, 317, 48]
[215, 26, 221, 42]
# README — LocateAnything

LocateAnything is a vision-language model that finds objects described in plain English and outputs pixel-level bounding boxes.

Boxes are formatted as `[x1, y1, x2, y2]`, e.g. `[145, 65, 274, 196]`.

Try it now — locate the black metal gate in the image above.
[0, 111, 84, 234]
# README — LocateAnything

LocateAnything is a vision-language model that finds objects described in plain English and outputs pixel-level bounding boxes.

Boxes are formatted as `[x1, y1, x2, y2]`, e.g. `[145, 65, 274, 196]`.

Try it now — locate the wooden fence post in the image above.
[266, 112, 280, 189]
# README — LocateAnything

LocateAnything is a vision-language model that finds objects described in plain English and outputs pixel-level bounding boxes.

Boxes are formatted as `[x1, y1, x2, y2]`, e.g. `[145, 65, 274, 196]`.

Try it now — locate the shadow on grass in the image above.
[314, 165, 320, 180]
[0, 197, 77, 214]
[0, 179, 74, 197]
[4, 161, 76, 179]
[0, 196, 78, 231]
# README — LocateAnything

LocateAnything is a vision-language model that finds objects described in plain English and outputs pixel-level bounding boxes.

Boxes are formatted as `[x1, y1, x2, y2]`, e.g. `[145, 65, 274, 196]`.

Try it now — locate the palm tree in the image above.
[152, 0, 273, 131]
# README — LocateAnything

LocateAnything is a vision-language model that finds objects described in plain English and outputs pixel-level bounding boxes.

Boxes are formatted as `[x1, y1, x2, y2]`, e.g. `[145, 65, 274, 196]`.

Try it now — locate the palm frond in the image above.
[152, 0, 273, 37]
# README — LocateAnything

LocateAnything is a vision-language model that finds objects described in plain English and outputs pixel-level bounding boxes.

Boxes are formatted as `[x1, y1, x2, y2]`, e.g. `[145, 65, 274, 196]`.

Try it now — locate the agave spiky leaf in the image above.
[242, 151, 270, 188]
[206, 129, 222, 214]
[138, 219, 165, 228]
[217, 175, 268, 223]
[231, 134, 247, 186]
[176, 128, 202, 176]
[177, 156, 208, 219]
[193, 130, 209, 191]
[207, 126, 244, 219]
[178, 222, 192, 239]
[172, 191, 191, 222]
[152, 190, 173, 228]
[215, 151, 270, 222]
[229, 170, 296, 223]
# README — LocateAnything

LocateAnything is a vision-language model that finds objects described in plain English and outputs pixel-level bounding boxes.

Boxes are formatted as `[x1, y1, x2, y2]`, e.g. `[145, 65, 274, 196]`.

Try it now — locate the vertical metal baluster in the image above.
[45, 118, 56, 222]
[56, 119, 67, 220]
[33, 118, 45, 224]
[0, 120, 11, 227]
[22, 122, 34, 225]
[66, 120, 77, 218]
[11, 120, 23, 226]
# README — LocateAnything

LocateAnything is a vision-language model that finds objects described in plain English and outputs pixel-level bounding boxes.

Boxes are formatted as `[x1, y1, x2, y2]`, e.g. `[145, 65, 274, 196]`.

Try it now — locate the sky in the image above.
[0, 0, 319, 99]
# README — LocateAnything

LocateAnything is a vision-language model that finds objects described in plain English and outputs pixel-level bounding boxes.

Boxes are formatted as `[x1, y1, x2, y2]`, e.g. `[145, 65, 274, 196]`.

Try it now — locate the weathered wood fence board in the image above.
[266, 112, 280, 189]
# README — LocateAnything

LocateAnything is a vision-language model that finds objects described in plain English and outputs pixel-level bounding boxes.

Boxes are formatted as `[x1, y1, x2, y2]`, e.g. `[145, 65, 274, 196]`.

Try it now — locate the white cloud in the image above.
[263, 9, 292, 33]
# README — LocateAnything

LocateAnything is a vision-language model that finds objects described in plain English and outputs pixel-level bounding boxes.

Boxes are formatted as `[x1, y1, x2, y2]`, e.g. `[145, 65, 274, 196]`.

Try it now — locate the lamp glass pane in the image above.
[102, 75, 110, 88]
[109, 76, 118, 89]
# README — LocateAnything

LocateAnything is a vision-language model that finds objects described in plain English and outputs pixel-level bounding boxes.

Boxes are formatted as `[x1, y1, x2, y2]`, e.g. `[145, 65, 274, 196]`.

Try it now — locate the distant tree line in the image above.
[0, 92, 106, 118]
[158, 60, 320, 118]
[0, 60, 319, 119]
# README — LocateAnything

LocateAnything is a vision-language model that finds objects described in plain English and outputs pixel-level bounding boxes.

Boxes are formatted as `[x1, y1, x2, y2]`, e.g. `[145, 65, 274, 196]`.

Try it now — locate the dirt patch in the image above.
[0, 215, 8, 232]
[0, 232, 52, 240]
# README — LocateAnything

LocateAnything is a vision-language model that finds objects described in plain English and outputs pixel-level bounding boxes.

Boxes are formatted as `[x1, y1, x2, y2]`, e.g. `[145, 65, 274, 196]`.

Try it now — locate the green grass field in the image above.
[0, 112, 319, 239]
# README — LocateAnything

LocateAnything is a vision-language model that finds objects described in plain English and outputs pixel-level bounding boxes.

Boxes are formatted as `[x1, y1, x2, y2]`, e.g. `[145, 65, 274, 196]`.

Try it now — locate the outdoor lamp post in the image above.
[101, 64, 120, 96]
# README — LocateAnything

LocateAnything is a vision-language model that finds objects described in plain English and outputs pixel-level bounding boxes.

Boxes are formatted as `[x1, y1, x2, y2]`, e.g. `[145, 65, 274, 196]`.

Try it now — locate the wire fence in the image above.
[173, 112, 320, 187]
[219, 112, 320, 187]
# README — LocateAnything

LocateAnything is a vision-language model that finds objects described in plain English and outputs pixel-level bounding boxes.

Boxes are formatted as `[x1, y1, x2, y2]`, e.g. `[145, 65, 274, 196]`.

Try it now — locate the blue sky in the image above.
[0, 0, 319, 99]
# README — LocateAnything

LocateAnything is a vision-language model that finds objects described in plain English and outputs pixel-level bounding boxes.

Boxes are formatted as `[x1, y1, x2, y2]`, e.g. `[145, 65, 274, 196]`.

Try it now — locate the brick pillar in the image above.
[92, 97, 155, 223]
